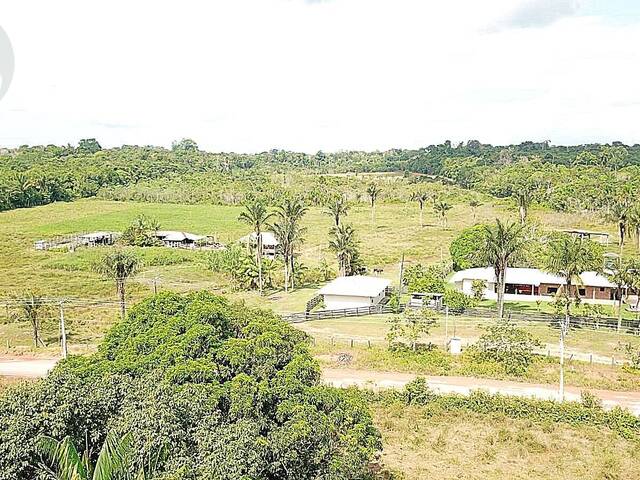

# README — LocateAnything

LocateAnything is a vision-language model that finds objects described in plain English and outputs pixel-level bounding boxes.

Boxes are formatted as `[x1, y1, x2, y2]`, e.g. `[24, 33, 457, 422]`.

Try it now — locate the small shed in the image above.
[318, 275, 391, 310]
[155, 231, 206, 249]
[408, 292, 444, 310]
[239, 232, 279, 259]
[79, 231, 117, 247]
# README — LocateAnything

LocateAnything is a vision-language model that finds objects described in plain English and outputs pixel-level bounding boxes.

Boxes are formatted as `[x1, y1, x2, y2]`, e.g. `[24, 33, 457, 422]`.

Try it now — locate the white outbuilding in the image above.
[318, 275, 391, 310]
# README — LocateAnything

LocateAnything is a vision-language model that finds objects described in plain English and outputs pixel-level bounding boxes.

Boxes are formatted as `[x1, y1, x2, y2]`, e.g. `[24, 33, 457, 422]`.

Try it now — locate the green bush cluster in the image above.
[380, 378, 640, 439]
[471, 320, 541, 375]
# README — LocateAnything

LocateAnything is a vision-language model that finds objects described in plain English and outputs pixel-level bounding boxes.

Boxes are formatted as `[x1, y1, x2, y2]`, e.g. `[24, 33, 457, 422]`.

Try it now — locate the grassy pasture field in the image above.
[374, 404, 640, 480]
[0, 190, 635, 358]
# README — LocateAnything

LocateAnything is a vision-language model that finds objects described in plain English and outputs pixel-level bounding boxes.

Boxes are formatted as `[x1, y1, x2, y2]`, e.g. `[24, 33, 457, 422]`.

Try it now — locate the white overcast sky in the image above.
[0, 0, 639, 152]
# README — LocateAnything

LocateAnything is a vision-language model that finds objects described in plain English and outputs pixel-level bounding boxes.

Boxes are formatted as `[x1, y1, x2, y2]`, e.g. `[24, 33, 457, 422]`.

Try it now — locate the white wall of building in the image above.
[453, 279, 615, 305]
[323, 290, 385, 310]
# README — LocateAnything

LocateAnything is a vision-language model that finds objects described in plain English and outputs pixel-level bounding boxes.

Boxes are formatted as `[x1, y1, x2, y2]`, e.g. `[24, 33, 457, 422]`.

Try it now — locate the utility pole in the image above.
[398, 253, 405, 295]
[153, 275, 159, 295]
[444, 306, 449, 349]
[59, 301, 68, 359]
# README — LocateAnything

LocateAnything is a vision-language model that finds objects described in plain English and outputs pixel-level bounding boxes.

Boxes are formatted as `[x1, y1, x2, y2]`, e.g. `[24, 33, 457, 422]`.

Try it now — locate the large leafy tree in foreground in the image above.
[0, 292, 380, 480]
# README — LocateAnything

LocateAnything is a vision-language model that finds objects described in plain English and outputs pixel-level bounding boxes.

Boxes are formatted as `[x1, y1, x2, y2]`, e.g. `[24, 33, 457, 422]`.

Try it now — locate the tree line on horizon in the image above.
[1, 137, 639, 214]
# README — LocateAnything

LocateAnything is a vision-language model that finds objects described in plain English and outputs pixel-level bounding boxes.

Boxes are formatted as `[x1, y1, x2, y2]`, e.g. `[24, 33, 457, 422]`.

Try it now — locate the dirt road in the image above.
[0, 358, 57, 377]
[322, 367, 640, 415]
[3, 357, 639, 415]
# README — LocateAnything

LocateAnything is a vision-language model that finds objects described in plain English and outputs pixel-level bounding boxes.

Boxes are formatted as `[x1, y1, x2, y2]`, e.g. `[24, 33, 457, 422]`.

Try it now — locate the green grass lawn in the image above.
[313, 340, 640, 392]
[298, 313, 640, 361]
[0, 196, 633, 356]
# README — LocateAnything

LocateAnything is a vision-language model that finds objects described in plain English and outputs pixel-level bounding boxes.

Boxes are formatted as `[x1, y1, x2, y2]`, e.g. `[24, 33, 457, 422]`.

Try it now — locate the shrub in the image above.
[471, 279, 486, 301]
[618, 342, 640, 370]
[381, 379, 640, 440]
[387, 309, 438, 351]
[443, 288, 473, 312]
[403, 263, 448, 293]
[472, 320, 541, 375]
[449, 225, 486, 271]
[120, 214, 163, 247]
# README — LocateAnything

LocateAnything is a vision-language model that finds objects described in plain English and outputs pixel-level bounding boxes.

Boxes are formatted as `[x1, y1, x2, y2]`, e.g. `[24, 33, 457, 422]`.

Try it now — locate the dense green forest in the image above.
[1, 137, 639, 212]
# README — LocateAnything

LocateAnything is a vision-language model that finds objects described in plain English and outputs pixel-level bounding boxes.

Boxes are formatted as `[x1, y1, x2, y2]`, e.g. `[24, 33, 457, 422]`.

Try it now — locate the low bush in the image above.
[380, 378, 640, 440]
[471, 320, 541, 375]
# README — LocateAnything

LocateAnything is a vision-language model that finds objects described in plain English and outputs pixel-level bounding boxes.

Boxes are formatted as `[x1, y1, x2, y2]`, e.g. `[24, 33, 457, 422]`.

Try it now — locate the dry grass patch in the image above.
[374, 404, 640, 480]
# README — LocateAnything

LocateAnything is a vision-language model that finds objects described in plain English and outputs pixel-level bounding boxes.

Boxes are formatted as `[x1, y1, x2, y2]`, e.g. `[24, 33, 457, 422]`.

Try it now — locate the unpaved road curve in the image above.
[322, 367, 640, 415]
[0, 358, 57, 377]
[3, 358, 640, 416]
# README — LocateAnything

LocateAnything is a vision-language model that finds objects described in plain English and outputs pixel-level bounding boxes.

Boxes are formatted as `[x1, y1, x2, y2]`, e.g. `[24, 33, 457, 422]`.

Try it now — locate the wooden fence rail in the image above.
[284, 304, 405, 323]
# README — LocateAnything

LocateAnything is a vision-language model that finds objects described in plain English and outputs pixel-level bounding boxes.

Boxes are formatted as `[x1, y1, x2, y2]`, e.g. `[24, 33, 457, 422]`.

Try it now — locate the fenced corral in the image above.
[284, 304, 406, 323]
[34, 231, 118, 251]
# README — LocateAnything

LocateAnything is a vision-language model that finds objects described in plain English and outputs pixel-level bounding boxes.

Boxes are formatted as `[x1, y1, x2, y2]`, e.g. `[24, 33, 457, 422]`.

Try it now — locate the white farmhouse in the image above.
[450, 267, 618, 304]
[318, 275, 391, 310]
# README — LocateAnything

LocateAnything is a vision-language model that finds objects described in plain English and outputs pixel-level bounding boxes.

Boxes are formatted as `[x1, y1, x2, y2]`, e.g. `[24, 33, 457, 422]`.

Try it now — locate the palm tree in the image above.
[479, 220, 528, 320]
[410, 190, 431, 227]
[328, 224, 359, 277]
[608, 257, 635, 332]
[433, 200, 452, 229]
[324, 195, 349, 227]
[628, 204, 640, 252]
[366, 183, 381, 224]
[608, 197, 631, 251]
[239, 200, 273, 295]
[16, 291, 48, 348]
[37, 431, 162, 480]
[469, 199, 481, 223]
[271, 197, 308, 292]
[513, 187, 531, 225]
[545, 235, 599, 400]
[94, 250, 140, 320]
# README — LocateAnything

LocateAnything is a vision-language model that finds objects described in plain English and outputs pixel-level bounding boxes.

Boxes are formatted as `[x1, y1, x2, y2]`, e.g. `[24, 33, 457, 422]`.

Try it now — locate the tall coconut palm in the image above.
[545, 235, 599, 400]
[239, 200, 273, 295]
[608, 257, 635, 332]
[16, 291, 48, 348]
[628, 204, 640, 252]
[324, 195, 349, 227]
[469, 199, 481, 223]
[433, 200, 452, 229]
[328, 224, 359, 277]
[479, 220, 528, 320]
[94, 250, 139, 320]
[608, 197, 631, 251]
[271, 197, 308, 292]
[366, 183, 381, 224]
[513, 187, 531, 225]
[410, 189, 431, 227]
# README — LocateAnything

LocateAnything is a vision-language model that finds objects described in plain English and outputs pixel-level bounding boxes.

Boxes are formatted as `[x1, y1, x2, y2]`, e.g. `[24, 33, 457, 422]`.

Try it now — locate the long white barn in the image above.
[449, 267, 618, 304]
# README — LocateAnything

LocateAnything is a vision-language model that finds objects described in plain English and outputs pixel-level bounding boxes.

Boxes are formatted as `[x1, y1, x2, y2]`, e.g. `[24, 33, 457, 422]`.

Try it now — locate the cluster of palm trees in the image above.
[409, 187, 453, 229]
[239, 197, 307, 294]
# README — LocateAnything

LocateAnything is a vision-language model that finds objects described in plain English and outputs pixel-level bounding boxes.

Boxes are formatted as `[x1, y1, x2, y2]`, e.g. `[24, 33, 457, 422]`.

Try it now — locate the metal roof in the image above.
[239, 231, 279, 246]
[155, 231, 205, 242]
[318, 275, 391, 297]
